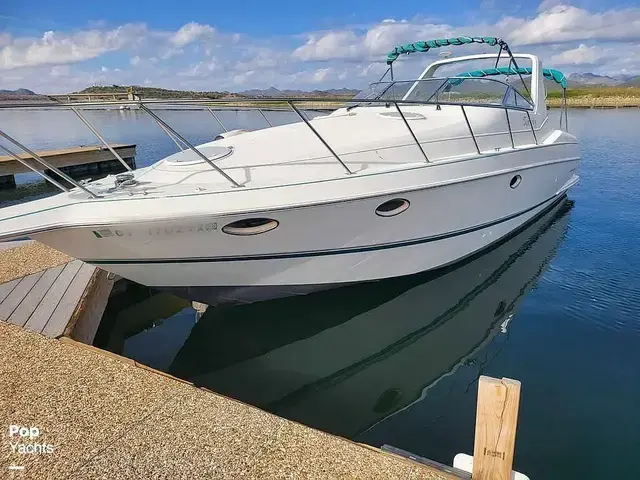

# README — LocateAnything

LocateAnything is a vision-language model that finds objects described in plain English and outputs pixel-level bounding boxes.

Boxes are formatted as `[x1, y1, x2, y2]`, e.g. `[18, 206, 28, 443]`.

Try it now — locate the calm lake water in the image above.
[2, 108, 640, 478]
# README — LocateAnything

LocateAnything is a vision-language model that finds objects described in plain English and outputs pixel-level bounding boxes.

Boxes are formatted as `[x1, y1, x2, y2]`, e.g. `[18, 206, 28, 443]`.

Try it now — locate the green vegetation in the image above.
[75, 85, 238, 99]
[546, 86, 640, 107]
[548, 87, 640, 99]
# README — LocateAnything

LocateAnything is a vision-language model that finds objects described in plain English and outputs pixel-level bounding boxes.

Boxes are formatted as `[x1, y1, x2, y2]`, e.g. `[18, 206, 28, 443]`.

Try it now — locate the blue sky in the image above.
[1, 0, 639, 92]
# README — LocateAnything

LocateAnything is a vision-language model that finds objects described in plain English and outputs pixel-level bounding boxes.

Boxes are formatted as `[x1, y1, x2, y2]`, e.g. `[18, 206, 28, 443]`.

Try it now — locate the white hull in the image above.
[30, 146, 578, 293]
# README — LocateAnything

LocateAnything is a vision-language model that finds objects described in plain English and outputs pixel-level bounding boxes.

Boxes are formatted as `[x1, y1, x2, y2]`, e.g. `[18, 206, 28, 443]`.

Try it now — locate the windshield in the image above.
[352, 77, 533, 110]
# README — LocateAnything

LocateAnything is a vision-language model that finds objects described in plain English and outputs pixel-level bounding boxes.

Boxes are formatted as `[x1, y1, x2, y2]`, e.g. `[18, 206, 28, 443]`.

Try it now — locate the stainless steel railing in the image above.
[0, 95, 546, 198]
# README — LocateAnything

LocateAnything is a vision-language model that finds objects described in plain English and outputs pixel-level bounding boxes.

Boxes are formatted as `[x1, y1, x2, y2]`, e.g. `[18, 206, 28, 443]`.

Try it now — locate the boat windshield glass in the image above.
[352, 56, 535, 110]
[352, 77, 533, 110]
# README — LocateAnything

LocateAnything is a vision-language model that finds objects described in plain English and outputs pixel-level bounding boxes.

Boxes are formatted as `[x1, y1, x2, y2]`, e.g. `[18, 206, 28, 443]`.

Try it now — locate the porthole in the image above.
[222, 218, 279, 236]
[375, 198, 410, 217]
[510, 175, 522, 189]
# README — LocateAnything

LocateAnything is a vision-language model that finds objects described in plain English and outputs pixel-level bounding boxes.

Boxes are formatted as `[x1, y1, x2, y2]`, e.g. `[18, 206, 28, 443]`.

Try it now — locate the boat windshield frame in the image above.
[350, 76, 534, 111]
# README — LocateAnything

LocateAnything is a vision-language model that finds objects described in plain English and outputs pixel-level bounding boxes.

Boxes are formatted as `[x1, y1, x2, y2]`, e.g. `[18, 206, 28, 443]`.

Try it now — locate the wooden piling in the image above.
[472, 376, 522, 480]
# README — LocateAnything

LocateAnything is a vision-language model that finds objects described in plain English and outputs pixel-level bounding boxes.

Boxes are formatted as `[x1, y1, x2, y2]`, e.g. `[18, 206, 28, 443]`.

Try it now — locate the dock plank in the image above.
[25, 261, 83, 334]
[0, 271, 44, 322]
[43, 263, 96, 338]
[0, 278, 20, 304]
[0, 144, 136, 176]
[9, 264, 66, 328]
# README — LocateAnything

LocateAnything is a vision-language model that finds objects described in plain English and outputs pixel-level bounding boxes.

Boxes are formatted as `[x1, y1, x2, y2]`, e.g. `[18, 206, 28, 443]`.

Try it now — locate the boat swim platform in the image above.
[0, 144, 136, 188]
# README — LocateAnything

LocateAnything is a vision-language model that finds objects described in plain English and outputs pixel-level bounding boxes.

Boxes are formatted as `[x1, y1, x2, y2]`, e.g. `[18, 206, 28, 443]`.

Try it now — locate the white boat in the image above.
[0, 36, 579, 305]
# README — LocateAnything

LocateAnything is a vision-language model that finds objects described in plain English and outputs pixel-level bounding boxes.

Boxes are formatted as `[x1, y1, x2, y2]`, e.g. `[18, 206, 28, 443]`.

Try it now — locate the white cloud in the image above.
[169, 22, 215, 48]
[0, 24, 146, 69]
[1, 7, 639, 93]
[293, 31, 360, 61]
[312, 67, 333, 83]
[508, 5, 640, 46]
[550, 44, 608, 65]
[291, 22, 453, 63]
[537, 0, 562, 13]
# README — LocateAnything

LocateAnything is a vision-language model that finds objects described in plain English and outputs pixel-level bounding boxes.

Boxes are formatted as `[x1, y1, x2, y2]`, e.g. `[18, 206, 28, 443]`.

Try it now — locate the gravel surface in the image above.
[0, 242, 72, 284]
[0, 322, 455, 479]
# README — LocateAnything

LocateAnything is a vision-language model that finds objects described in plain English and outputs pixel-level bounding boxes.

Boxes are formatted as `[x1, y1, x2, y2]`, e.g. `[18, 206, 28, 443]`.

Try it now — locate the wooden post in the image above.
[472, 376, 521, 480]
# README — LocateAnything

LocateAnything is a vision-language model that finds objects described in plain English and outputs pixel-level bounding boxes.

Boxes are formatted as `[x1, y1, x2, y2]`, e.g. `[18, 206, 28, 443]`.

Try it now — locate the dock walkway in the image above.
[0, 321, 456, 479]
[0, 242, 460, 479]
[0, 241, 113, 343]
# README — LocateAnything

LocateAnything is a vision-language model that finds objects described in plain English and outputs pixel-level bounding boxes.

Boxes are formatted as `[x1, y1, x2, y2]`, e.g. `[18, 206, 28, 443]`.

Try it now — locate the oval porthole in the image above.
[222, 218, 279, 236]
[375, 198, 410, 217]
[510, 175, 522, 189]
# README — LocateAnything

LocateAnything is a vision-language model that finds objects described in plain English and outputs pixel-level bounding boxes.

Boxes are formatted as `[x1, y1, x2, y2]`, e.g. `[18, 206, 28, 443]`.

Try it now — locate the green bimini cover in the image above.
[451, 66, 568, 89]
[386, 36, 507, 65]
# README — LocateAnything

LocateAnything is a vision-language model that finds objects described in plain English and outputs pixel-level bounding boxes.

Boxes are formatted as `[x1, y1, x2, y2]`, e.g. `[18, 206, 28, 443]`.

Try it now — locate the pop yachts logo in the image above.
[7, 425, 54, 455]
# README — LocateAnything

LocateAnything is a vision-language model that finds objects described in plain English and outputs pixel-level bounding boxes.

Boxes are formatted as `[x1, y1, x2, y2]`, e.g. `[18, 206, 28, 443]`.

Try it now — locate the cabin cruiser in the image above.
[0, 36, 579, 305]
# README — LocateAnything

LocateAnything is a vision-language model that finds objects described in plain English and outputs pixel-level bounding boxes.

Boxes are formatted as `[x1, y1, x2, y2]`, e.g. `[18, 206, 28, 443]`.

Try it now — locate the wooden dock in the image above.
[0, 241, 113, 342]
[0, 144, 136, 188]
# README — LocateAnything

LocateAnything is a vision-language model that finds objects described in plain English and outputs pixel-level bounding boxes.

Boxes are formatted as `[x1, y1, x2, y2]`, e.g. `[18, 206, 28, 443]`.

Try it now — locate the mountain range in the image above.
[568, 73, 640, 87]
[0, 88, 37, 96]
[2, 72, 639, 100]
[238, 87, 360, 97]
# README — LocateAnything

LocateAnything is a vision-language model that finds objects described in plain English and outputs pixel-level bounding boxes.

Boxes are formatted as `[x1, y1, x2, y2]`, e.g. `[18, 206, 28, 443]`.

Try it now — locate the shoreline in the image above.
[2, 97, 640, 109]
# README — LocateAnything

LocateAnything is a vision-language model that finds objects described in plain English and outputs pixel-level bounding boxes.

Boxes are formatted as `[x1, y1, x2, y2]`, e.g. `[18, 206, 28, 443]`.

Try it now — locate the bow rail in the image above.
[0, 80, 550, 197]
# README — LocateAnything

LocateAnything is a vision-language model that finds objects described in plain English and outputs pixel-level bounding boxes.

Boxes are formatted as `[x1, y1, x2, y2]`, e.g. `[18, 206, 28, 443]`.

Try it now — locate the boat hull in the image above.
[30, 147, 578, 304]
[160, 192, 569, 305]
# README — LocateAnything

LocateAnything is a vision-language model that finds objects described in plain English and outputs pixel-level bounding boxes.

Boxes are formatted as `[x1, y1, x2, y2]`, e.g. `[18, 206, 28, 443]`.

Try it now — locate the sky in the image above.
[1, 0, 639, 93]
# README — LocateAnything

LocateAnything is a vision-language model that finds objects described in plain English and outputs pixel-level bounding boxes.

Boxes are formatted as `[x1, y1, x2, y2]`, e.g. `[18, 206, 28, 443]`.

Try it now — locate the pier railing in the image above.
[0, 90, 545, 197]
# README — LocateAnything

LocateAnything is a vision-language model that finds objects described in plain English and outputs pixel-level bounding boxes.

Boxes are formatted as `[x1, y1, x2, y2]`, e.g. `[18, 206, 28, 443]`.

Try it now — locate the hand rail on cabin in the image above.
[392, 102, 430, 163]
[206, 107, 228, 133]
[157, 120, 187, 151]
[71, 107, 133, 172]
[526, 111, 538, 145]
[0, 95, 552, 198]
[0, 143, 70, 192]
[504, 108, 515, 149]
[0, 128, 100, 198]
[138, 103, 243, 187]
[287, 100, 353, 175]
[258, 109, 273, 127]
[460, 105, 481, 155]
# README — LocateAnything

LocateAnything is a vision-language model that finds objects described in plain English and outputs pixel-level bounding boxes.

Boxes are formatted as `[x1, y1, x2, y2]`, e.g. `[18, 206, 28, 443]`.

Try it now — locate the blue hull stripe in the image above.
[88, 194, 564, 265]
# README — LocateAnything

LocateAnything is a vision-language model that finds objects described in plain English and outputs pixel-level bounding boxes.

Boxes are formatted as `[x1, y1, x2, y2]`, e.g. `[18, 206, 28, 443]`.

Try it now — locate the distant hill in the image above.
[621, 76, 640, 87]
[75, 85, 236, 100]
[568, 73, 621, 86]
[0, 88, 37, 95]
[239, 87, 359, 98]
[567, 73, 640, 88]
[0, 88, 48, 101]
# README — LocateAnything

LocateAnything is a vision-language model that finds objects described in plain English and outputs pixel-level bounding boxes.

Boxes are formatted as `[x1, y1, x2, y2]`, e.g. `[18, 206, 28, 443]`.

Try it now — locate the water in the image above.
[4, 108, 640, 478]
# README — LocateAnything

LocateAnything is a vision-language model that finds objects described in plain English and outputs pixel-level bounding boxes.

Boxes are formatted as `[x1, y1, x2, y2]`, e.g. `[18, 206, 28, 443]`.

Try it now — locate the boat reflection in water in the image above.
[162, 198, 572, 438]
